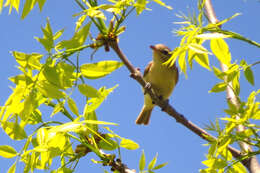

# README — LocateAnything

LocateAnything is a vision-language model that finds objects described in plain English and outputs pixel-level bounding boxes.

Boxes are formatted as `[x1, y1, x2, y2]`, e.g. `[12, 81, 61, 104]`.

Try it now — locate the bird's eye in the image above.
[161, 50, 169, 55]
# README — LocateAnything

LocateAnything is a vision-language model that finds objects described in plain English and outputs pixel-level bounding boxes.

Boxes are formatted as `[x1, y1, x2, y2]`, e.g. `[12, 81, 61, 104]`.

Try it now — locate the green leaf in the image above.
[34, 18, 55, 52]
[50, 101, 65, 117]
[83, 85, 118, 113]
[0, 145, 17, 158]
[120, 138, 139, 150]
[152, 0, 172, 10]
[135, 0, 148, 15]
[53, 28, 64, 40]
[178, 51, 187, 76]
[80, 60, 123, 79]
[22, 0, 36, 19]
[98, 135, 118, 151]
[78, 84, 100, 98]
[56, 22, 91, 50]
[209, 82, 227, 93]
[194, 53, 211, 71]
[188, 43, 212, 55]
[210, 39, 231, 65]
[244, 66, 254, 85]
[38, 0, 47, 11]
[152, 162, 168, 170]
[148, 153, 158, 170]
[68, 98, 79, 116]
[8, 162, 16, 173]
[139, 150, 146, 171]
[37, 81, 66, 99]
[0, 0, 3, 13]
[84, 111, 98, 132]
[232, 162, 247, 173]
[212, 66, 224, 80]
[12, 51, 43, 70]
[2, 122, 27, 140]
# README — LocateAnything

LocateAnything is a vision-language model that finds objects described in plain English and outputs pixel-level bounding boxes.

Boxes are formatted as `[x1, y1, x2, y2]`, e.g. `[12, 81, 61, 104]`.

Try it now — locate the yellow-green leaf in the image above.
[22, 0, 37, 19]
[8, 162, 16, 173]
[210, 39, 231, 65]
[178, 50, 187, 76]
[152, 162, 168, 170]
[68, 98, 79, 116]
[194, 53, 211, 70]
[120, 138, 139, 150]
[188, 43, 211, 55]
[37, 81, 65, 99]
[152, 0, 172, 10]
[56, 22, 91, 50]
[80, 60, 123, 79]
[135, 0, 147, 15]
[148, 153, 158, 170]
[12, 51, 43, 70]
[78, 84, 100, 98]
[34, 18, 55, 52]
[0, 145, 17, 158]
[209, 82, 227, 93]
[139, 150, 146, 171]
[244, 66, 254, 85]
[2, 122, 27, 140]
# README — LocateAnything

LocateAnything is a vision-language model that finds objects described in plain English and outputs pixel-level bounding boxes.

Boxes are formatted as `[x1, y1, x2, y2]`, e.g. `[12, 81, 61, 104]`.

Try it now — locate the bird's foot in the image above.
[161, 99, 169, 111]
[144, 82, 152, 95]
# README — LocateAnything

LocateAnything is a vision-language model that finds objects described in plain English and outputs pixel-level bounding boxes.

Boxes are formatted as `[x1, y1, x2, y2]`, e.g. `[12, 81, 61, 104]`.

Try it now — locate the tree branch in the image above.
[108, 39, 243, 167]
[204, 0, 260, 172]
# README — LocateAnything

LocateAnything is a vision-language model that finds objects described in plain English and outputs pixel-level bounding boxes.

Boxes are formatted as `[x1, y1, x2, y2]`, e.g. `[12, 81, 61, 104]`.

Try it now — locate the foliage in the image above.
[0, 0, 172, 172]
[0, 0, 259, 172]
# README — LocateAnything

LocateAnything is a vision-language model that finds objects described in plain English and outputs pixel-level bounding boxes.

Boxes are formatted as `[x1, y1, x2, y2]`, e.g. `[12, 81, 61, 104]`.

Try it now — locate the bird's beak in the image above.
[150, 45, 156, 51]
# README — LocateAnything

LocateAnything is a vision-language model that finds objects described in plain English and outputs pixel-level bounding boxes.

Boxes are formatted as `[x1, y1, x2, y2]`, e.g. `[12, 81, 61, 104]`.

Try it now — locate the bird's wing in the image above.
[143, 61, 153, 77]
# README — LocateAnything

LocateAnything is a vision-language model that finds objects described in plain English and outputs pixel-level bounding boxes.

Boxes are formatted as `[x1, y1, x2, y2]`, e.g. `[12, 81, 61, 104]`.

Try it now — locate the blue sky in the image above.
[0, 0, 259, 172]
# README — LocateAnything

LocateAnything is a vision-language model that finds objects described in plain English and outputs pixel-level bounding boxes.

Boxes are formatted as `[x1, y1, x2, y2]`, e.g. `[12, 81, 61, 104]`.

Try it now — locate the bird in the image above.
[135, 44, 179, 125]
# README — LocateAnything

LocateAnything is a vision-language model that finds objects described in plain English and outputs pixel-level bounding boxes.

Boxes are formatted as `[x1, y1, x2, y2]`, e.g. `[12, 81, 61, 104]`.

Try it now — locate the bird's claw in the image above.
[144, 82, 152, 95]
[161, 99, 169, 111]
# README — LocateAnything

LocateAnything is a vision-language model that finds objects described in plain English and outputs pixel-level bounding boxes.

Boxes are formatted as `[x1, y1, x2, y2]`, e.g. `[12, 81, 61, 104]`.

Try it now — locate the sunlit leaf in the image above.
[152, 0, 172, 10]
[188, 43, 211, 55]
[135, 0, 148, 15]
[68, 98, 79, 116]
[2, 121, 27, 140]
[50, 101, 65, 117]
[120, 138, 139, 150]
[78, 84, 100, 98]
[152, 162, 168, 170]
[0, 145, 17, 158]
[210, 39, 231, 65]
[139, 150, 146, 171]
[194, 53, 211, 70]
[56, 22, 91, 50]
[80, 60, 123, 79]
[22, 0, 36, 19]
[34, 18, 55, 52]
[244, 66, 254, 85]
[7, 162, 16, 173]
[83, 85, 118, 113]
[148, 153, 158, 170]
[37, 81, 65, 99]
[209, 82, 227, 93]
[12, 51, 43, 70]
[178, 51, 187, 76]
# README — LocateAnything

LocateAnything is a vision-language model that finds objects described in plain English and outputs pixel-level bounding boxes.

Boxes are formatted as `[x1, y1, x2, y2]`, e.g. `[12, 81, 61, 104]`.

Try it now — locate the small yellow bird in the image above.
[135, 44, 179, 125]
